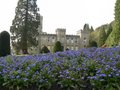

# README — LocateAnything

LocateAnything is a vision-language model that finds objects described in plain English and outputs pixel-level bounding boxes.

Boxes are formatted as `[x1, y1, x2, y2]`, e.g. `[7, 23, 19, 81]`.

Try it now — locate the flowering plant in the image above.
[0, 47, 120, 90]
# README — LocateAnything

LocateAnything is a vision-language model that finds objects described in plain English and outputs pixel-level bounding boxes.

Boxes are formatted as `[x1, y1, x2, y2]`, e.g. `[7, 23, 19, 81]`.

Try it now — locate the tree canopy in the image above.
[98, 28, 107, 47]
[106, 0, 120, 46]
[10, 0, 40, 54]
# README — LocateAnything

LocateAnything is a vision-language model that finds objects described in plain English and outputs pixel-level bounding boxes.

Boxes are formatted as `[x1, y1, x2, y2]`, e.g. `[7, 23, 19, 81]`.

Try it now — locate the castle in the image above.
[36, 16, 92, 52]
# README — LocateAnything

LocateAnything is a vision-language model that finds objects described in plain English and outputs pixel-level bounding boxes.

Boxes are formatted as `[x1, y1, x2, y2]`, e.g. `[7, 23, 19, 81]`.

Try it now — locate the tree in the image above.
[107, 0, 120, 46]
[106, 23, 113, 37]
[98, 29, 107, 47]
[53, 41, 63, 53]
[40, 46, 50, 53]
[113, 0, 120, 44]
[0, 31, 11, 57]
[10, 0, 40, 54]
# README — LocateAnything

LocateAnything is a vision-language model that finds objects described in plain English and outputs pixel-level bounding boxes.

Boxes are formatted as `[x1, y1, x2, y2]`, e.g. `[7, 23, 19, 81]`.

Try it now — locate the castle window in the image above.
[84, 45, 86, 47]
[71, 47, 74, 50]
[61, 37, 64, 43]
[84, 37, 86, 40]
[71, 40, 74, 43]
[52, 37, 55, 42]
[66, 37, 69, 43]
[76, 47, 78, 50]
[67, 39, 68, 43]
[83, 37, 87, 43]
[48, 37, 50, 42]
[75, 40, 77, 43]
[67, 37, 69, 39]
[66, 47, 69, 50]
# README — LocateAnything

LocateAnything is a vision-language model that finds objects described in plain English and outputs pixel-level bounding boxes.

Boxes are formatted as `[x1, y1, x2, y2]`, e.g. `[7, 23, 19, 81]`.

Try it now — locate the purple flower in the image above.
[99, 74, 106, 77]
[23, 78, 28, 81]
[116, 74, 119, 76]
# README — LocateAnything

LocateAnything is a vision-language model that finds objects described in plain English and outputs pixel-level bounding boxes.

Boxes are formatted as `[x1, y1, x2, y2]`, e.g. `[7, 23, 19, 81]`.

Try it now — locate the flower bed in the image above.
[0, 47, 120, 90]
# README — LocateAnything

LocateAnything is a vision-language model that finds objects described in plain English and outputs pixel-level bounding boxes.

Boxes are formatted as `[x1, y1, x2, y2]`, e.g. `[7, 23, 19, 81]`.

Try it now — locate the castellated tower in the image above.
[80, 29, 91, 47]
[77, 24, 91, 47]
[38, 15, 43, 53]
[38, 15, 43, 33]
[56, 28, 66, 50]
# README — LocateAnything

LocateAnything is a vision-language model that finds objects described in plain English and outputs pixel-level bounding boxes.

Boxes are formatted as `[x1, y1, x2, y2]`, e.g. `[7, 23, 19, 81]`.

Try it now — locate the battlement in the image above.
[38, 27, 91, 52]
[56, 28, 66, 32]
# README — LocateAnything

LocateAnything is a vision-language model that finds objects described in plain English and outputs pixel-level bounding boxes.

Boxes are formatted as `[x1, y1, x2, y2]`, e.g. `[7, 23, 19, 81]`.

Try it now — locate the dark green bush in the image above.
[89, 41, 97, 47]
[53, 41, 63, 53]
[41, 45, 50, 53]
[0, 31, 11, 57]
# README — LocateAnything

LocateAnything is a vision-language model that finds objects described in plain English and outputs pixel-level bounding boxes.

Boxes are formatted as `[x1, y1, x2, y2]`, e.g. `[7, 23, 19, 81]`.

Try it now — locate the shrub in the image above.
[53, 41, 63, 53]
[0, 31, 11, 57]
[40, 45, 50, 53]
[89, 41, 97, 47]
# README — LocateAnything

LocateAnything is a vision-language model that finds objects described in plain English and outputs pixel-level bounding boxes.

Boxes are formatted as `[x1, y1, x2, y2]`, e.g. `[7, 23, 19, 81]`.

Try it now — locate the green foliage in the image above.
[114, 2, 120, 44]
[107, 0, 120, 46]
[105, 31, 117, 47]
[53, 41, 63, 53]
[41, 46, 50, 53]
[106, 22, 113, 37]
[0, 47, 120, 89]
[98, 29, 107, 47]
[89, 29, 99, 45]
[116, 62, 120, 69]
[0, 31, 11, 57]
[10, 0, 40, 54]
[89, 41, 97, 47]
[90, 23, 113, 47]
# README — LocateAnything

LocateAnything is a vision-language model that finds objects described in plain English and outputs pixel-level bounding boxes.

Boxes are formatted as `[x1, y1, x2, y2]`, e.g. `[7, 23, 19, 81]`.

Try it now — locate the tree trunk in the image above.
[22, 0, 29, 54]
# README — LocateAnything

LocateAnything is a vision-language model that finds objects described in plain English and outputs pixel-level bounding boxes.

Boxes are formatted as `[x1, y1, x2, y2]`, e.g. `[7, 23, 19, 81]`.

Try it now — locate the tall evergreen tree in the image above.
[106, 24, 112, 37]
[10, 0, 40, 54]
[98, 29, 107, 47]
[107, 0, 120, 46]
[113, 0, 120, 45]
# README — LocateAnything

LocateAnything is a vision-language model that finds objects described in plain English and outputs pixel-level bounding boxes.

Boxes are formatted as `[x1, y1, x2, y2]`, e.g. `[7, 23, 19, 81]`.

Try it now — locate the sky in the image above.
[0, 0, 116, 35]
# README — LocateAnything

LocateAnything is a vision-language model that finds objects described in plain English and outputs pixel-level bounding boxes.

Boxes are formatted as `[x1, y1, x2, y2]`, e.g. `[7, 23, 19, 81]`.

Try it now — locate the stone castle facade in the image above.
[37, 17, 91, 52]
[12, 16, 92, 54]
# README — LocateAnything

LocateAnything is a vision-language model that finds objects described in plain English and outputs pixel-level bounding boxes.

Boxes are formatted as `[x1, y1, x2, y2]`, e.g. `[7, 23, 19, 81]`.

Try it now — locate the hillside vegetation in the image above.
[89, 21, 114, 47]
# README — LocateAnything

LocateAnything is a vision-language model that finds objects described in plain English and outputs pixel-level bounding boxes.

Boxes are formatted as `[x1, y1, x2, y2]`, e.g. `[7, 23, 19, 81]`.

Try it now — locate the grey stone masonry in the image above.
[38, 28, 91, 52]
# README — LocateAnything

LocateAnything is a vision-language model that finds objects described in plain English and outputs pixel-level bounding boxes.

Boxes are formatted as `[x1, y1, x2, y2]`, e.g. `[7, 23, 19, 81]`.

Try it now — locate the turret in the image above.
[56, 28, 66, 50]
[38, 15, 43, 53]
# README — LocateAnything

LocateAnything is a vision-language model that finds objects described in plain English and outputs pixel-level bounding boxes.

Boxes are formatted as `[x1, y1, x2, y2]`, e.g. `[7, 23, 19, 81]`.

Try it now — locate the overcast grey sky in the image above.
[0, 0, 115, 34]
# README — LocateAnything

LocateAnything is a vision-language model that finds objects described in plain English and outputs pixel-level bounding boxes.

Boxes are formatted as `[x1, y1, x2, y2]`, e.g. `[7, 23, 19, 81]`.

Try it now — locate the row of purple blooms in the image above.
[0, 47, 120, 89]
